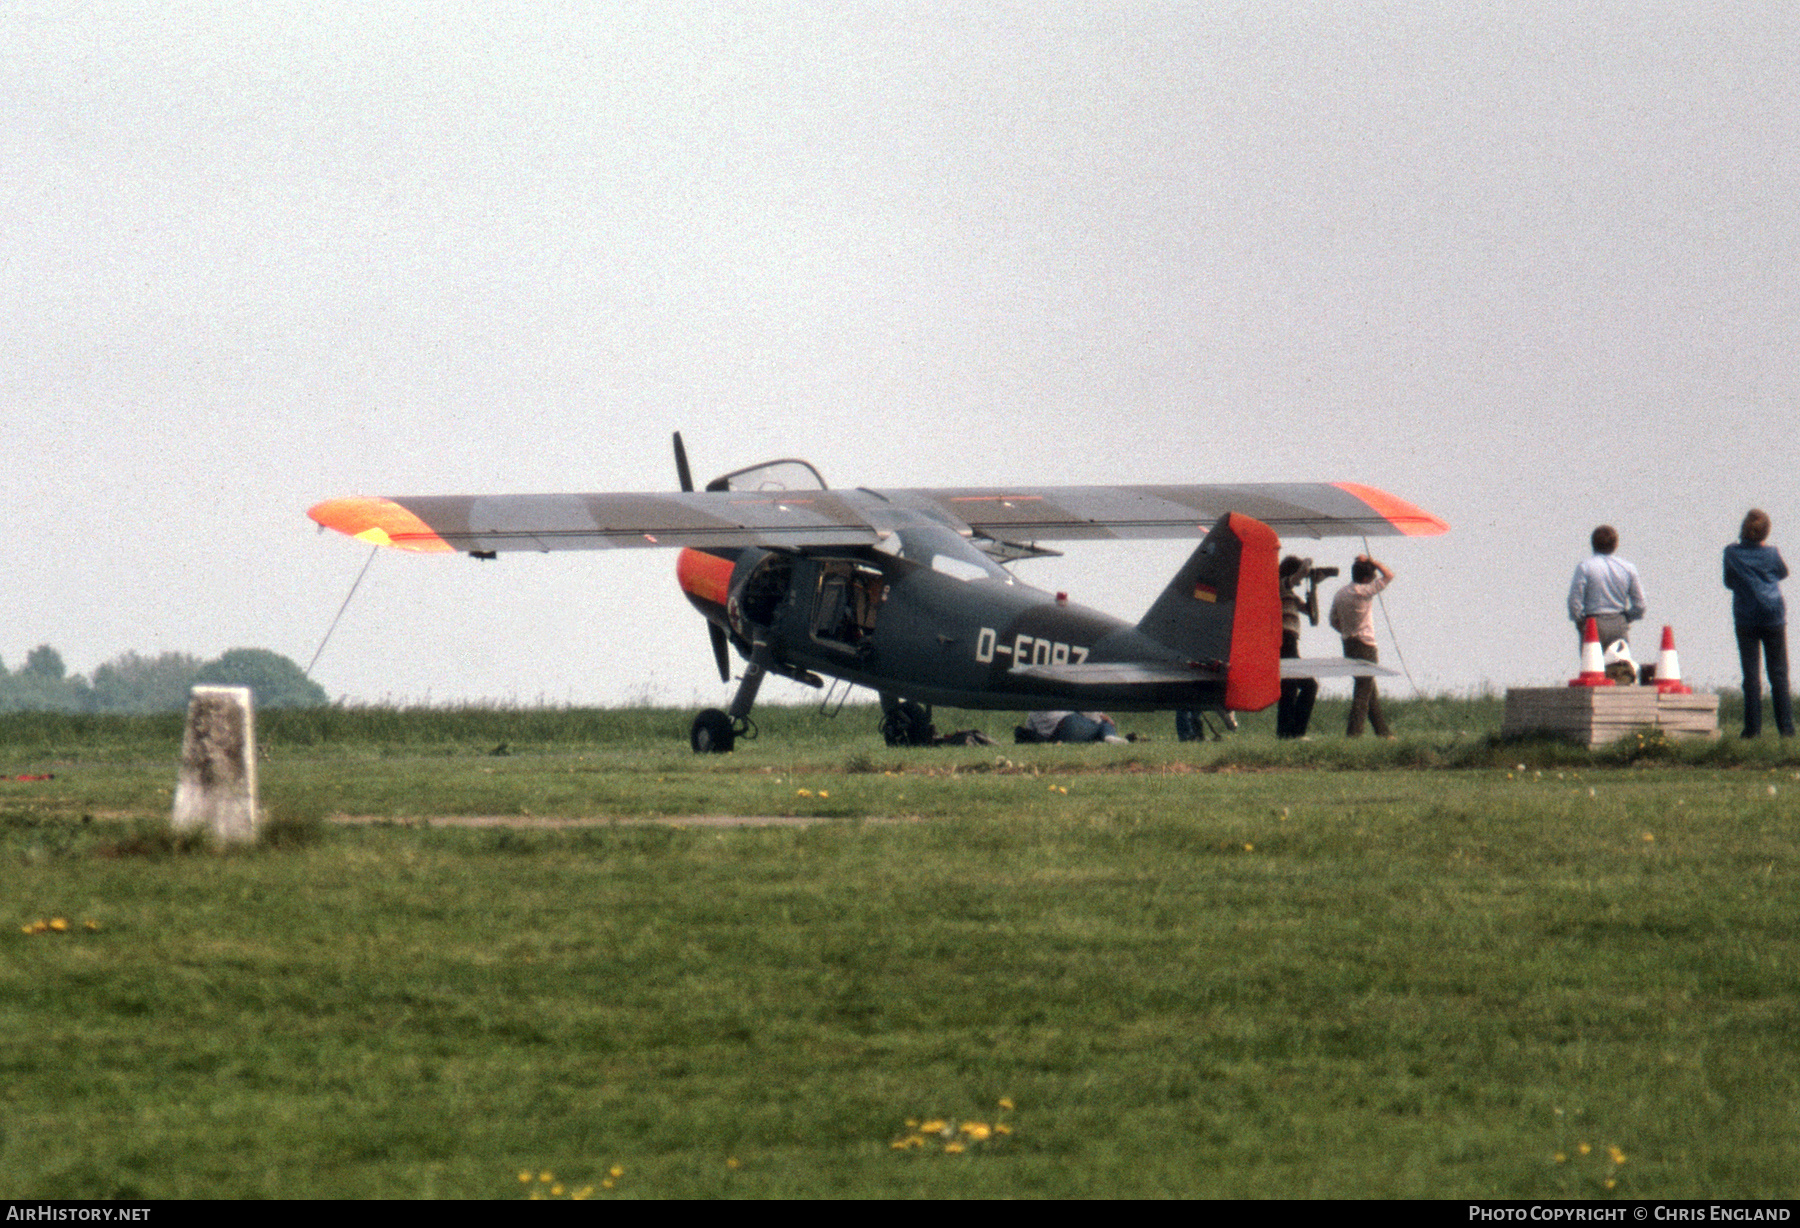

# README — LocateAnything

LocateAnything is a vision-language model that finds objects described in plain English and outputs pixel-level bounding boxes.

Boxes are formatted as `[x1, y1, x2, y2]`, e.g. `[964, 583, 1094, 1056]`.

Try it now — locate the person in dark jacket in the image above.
[1724, 508, 1793, 738]
[1276, 555, 1319, 739]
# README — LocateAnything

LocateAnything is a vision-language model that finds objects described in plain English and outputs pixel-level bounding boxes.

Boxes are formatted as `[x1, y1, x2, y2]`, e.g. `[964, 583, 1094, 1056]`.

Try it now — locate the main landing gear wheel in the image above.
[691, 708, 735, 754]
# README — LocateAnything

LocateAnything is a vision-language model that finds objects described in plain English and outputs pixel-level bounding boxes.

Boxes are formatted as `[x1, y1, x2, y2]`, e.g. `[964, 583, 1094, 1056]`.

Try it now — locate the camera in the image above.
[1280, 557, 1340, 626]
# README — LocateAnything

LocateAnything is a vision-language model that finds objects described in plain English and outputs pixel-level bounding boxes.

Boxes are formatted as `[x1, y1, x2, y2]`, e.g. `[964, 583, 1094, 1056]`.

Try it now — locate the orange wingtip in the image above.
[1332, 483, 1449, 536]
[307, 497, 455, 553]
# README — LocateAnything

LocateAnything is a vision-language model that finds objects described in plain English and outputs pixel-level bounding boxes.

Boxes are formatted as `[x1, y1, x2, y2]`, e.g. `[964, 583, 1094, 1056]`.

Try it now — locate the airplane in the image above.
[308, 436, 1448, 752]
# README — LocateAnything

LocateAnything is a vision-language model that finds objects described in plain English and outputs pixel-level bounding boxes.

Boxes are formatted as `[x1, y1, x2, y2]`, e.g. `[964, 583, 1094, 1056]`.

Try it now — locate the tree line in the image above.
[0, 646, 328, 713]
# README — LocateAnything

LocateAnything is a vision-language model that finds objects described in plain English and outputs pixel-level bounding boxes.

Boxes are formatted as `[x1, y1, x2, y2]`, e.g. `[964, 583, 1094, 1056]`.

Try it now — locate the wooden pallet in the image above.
[1502, 687, 1719, 748]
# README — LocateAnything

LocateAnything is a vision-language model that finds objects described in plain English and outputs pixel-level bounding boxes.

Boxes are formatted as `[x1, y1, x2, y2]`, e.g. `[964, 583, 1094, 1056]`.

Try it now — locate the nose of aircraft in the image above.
[677, 547, 734, 612]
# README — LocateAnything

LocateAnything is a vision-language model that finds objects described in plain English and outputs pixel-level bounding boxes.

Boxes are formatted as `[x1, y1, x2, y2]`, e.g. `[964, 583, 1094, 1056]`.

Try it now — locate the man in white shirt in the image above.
[1329, 554, 1394, 738]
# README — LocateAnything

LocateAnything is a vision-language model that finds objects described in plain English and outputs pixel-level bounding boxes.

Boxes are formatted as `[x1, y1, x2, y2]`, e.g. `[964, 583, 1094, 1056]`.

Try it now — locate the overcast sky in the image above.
[6, 1, 1798, 717]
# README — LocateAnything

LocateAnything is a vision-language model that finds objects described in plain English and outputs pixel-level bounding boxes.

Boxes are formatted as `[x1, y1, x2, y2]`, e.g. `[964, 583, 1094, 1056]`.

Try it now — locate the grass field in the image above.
[4, 697, 1799, 1198]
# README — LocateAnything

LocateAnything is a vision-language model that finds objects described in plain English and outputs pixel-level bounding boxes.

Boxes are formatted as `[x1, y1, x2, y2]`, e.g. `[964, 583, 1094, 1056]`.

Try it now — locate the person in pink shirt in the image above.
[1329, 554, 1394, 738]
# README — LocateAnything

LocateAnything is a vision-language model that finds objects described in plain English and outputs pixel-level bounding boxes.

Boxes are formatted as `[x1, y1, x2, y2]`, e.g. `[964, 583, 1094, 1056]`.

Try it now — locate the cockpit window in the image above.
[931, 554, 994, 583]
[874, 523, 1014, 584]
[707, 459, 829, 493]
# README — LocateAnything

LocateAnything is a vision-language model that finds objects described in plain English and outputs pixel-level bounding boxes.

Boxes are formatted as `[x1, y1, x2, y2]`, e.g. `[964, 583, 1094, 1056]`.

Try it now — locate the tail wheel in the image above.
[691, 708, 735, 754]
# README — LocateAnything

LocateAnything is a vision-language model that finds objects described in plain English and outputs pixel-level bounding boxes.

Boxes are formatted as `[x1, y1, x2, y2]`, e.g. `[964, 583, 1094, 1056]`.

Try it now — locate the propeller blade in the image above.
[677, 433, 731, 682]
[709, 622, 732, 683]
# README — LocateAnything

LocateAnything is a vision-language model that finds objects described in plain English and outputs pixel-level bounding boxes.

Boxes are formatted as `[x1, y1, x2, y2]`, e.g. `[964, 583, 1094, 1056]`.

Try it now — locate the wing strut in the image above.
[305, 545, 379, 678]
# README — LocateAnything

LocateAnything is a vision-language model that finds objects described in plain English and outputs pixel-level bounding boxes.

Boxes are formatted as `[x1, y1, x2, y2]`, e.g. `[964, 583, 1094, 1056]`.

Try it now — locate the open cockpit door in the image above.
[811, 560, 884, 651]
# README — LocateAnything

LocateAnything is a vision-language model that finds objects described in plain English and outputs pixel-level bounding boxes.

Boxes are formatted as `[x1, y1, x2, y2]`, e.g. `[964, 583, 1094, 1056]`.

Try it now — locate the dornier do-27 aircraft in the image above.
[308, 435, 1447, 752]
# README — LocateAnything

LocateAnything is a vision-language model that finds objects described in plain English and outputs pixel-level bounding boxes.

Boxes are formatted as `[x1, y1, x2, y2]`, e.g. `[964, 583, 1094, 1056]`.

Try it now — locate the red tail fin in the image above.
[1137, 512, 1281, 711]
[1223, 513, 1280, 711]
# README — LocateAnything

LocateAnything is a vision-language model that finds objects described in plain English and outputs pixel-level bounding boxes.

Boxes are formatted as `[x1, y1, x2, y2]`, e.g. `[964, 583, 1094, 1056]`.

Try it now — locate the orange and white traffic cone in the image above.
[1655, 625, 1692, 694]
[1570, 617, 1614, 687]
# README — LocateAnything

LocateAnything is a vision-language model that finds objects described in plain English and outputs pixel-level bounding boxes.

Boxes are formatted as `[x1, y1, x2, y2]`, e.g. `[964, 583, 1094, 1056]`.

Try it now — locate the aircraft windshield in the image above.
[878, 523, 1014, 584]
[710, 459, 828, 493]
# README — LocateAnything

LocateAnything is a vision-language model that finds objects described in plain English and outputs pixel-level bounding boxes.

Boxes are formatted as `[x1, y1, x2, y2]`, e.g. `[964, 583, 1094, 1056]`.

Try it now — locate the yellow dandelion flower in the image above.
[1244, 843, 1254, 852]
[573, 1187, 593, 1200]
[891, 1139, 910, 1150]
[1577, 1142, 1591, 1156]
[920, 1119, 947, 1134]
[797, 788, 813, 797]
[906, 1118, 919, 1128]
[998, 1098, 1014, 1111]
[601, 1178, 614, 1189]
[551, 1184, 563, 1196]
[727, 1157, 740, 1169]
[1608, 1146, 1626, 1165]
[964, 1124, 991, 1141]
[944, 1141, 965, 1154]
[819, 790, 829, 799]
[1643, 833, 1655, 842]
[995, 1123, 1012, 1135]
[48, 918, 68, 932]
[518, 1170, 532, 1183]
[539, 1170, 553, 1183]
[1605, 1178, 1616, 1190]
[1554, 1153, 1566, 1164]
[609, 1165, 624, 1178]
[85, 920, 99, 931]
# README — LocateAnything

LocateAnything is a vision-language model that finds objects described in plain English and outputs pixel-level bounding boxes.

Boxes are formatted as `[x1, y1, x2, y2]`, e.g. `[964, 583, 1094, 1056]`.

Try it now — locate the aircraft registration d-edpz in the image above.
[309, 435, 1447, 752]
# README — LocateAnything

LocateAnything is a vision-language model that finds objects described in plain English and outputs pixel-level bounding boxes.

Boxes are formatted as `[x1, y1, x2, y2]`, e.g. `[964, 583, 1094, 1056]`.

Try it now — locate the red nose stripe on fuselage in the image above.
[677, 548, 734, 608]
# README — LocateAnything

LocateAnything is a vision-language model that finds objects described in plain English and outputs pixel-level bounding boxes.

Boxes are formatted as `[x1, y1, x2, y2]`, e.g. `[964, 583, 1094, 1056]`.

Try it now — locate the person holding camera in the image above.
[1329, 554, 1394, 738]
[1277, 555, 1321, 739]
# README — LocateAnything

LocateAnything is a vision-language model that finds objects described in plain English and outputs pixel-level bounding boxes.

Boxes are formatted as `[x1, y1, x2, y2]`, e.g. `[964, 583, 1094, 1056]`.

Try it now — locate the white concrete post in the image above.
[171, 685, 259, 843]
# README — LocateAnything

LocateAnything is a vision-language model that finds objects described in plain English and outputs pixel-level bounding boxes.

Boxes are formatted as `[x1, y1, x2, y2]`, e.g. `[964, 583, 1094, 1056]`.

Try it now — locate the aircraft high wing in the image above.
[309, 481, 1445, 556]
[309, 442, 1447, 752]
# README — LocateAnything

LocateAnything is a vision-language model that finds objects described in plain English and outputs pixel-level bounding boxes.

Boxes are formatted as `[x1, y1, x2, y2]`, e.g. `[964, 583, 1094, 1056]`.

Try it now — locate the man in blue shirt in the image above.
[1568, 525, 1646, 647]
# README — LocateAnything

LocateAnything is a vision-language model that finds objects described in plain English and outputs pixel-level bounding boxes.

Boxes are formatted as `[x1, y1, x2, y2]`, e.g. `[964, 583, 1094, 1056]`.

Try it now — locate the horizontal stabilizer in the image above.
[1011, 661, 1226, 686]
[1018, 658, 1392, 686]
[1281, 658, 1396, 679]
